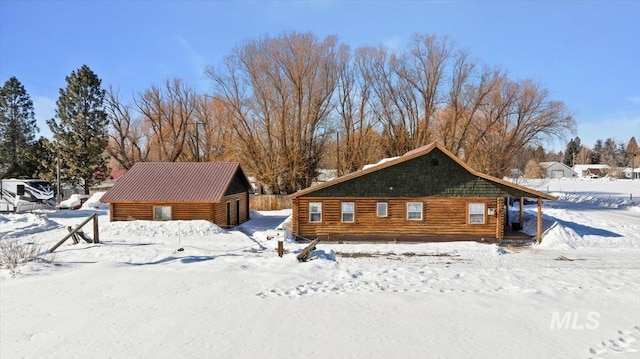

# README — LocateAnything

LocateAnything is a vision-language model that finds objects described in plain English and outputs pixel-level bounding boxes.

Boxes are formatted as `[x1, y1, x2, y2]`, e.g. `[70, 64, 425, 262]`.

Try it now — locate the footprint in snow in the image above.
[587, 326, 640, 357]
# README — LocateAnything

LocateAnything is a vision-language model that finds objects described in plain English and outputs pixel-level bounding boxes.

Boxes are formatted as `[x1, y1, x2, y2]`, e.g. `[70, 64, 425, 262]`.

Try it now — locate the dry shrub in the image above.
[0, 239, 53, 277]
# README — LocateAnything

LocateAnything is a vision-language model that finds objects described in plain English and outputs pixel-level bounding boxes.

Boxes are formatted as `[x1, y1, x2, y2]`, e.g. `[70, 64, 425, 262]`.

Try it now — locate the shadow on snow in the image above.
[124, 253, 242, 266]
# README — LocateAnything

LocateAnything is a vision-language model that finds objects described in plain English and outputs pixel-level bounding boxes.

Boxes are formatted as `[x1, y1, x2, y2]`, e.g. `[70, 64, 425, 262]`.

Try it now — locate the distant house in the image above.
[90, 169, 128, 194]
[101, 162, 253, 228]
[314, 169, 338, 184]
[288, 143, 555, 243]
[539, 162, 577, 179]
[573, 164, 610, 178]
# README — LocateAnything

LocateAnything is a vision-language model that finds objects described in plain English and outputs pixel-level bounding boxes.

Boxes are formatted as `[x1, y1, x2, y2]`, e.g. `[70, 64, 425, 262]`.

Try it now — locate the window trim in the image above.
[468, 202, 486, 224]
[376, 202, 388, 217]
[341, 202, 355, 223]
[153, 205, 172, 221]
[406, 202, 423, 220]
[309, 202, 322, 223]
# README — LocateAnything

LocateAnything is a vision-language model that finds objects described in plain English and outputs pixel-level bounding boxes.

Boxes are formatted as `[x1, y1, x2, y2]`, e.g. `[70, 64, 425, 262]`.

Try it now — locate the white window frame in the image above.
[341, 202, 355, 222]
[377, 202, 388, 217]
[468, 203, 486, 224]
[153, 205, 172, 221]
[309, 202, 322, 223]
[407, 202, 423, 220]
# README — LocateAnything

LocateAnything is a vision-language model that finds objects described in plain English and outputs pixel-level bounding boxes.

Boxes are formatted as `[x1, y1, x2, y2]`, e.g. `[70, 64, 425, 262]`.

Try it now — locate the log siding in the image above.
[109, 191, 249, 228]
[289, 143, 553, 243]
[292, 196, 503, 241]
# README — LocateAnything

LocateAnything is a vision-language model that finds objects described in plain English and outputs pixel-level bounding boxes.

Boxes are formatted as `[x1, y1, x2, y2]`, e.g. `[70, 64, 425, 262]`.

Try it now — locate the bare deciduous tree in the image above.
[434, 53, 502, 158]
[332, 46, 382, 175]
[465, 79, 575, 177]
[206, 32, 343, 193]
[186, 95, 239, 162]
[105, 86, 149, 169]
[135, 79, 197, 162]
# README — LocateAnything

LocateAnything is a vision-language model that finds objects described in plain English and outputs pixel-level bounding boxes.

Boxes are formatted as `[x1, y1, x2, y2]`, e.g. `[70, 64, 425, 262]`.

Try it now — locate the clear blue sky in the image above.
[1, 0, 638, 151]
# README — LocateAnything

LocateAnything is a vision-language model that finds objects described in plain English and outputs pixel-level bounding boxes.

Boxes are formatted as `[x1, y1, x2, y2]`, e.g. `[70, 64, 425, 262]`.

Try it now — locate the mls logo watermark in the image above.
[550, 311, 600, 330]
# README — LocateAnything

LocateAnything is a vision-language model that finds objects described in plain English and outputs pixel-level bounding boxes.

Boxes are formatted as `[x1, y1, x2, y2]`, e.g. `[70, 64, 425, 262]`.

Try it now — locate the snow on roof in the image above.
[573, 164, 611, 171]
[362, 156, 400, 170]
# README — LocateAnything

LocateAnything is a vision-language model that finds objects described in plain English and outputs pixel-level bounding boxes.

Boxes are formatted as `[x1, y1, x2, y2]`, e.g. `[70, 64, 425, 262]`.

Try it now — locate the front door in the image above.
[226, 202, 231, 227]
[236, 199, 240, 225]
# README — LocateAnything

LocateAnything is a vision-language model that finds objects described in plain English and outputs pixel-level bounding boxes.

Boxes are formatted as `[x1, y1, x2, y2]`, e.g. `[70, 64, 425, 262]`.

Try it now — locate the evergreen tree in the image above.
[0, 76, 38, 177]
[23, 137, 55, 179]
[626, 137, 638, 164]
[562, 137, 581, 166]
[628, 137, 639, 179]
[47, 65, 109, 194]
[591, 139, 603, 164]
[600, 138, 618, 167]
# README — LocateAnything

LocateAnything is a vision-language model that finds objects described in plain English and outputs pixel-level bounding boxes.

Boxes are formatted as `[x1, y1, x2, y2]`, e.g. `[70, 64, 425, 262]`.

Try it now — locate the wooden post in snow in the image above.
[296, 239, 320, 262]
[93, 215, 99, 243]
[277, 240, 284, 257]
[537, 198, 543, 244]
[49, 213, 98, 252]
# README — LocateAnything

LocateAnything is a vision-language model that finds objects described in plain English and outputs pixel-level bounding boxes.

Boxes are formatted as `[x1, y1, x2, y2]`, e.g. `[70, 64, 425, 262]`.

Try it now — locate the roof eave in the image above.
[288, 142, 556, 201]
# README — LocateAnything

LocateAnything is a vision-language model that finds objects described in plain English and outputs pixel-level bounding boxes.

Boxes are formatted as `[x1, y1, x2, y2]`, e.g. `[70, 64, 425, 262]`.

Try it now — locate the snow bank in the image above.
[552, 192, 637, 209]
[101, 220, 225, 238]
[0, 213, 61, 239]
[537, 220, 640, 249]
[82, 191, 107, 209]
[536, 222, 582, 249]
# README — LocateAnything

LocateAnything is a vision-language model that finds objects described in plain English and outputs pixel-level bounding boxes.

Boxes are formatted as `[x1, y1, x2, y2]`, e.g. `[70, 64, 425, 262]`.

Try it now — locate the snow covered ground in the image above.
[1, 178, 639, 359]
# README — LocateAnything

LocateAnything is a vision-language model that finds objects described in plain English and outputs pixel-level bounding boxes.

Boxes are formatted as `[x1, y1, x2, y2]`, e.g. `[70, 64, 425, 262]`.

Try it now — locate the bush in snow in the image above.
[0, 239, 53, 277]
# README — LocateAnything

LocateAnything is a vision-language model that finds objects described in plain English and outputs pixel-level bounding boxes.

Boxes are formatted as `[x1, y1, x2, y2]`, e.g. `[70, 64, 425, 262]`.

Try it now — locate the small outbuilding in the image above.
[539, 161, 577, 179]
[101, 162, 252, 228]
[573, 164, 610, 178]
[288, 143, 555, 243]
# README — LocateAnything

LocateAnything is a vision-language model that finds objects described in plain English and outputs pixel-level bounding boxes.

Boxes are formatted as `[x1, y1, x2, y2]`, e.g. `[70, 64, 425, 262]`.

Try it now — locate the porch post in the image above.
[519, 197, 524, 225]
[505, 197, 510, 225]
[537, 198, 543, 244]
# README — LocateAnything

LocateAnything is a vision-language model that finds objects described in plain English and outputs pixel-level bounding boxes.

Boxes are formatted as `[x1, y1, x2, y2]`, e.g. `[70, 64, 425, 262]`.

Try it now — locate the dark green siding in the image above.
[305, 148, 522, 198]
[225, 169, 252, 196]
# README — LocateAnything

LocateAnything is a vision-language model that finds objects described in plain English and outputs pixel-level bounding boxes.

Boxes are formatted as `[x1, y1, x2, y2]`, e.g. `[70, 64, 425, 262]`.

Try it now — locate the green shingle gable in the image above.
[304, 148, 510, 198]
[224, 169, 253, 196]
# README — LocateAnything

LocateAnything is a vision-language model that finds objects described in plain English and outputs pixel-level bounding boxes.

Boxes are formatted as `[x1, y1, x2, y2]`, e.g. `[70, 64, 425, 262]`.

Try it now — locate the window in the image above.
[407, 202, 423, 220]
[377, 202, 388, 217]
[469, 203, 486, 224]
[309, 202, 322, 222]
[154, 206, 171, 221]
[341, 202, 355, 222]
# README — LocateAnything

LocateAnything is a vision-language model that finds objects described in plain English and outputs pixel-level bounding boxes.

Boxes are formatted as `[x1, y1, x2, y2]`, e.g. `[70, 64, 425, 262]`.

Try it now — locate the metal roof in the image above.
[101, 162, 249, 203]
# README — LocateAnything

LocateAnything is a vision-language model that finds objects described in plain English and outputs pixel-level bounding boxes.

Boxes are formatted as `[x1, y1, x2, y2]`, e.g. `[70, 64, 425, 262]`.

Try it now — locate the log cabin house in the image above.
[100, 162, 252, 228]
[288, 143, 555, 243]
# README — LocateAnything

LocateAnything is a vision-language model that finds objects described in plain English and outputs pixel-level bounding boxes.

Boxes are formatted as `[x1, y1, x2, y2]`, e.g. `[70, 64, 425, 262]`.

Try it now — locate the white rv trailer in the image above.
[0, 178, 55, 212]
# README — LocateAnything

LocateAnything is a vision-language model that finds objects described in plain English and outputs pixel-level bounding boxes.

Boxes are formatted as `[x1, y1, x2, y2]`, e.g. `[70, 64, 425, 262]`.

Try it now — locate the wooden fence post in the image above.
[296, 238, 320, 262]
[49, 213, 98, 252]
[93, 215, 99, 243]
[277, 240, 284, 257]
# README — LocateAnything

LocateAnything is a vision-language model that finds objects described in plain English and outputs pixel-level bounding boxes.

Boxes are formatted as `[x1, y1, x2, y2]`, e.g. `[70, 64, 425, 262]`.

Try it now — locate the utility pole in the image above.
[195, 122, 203, 162]
[336, 132, 340, 176]
[56, 147, 62, 203]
